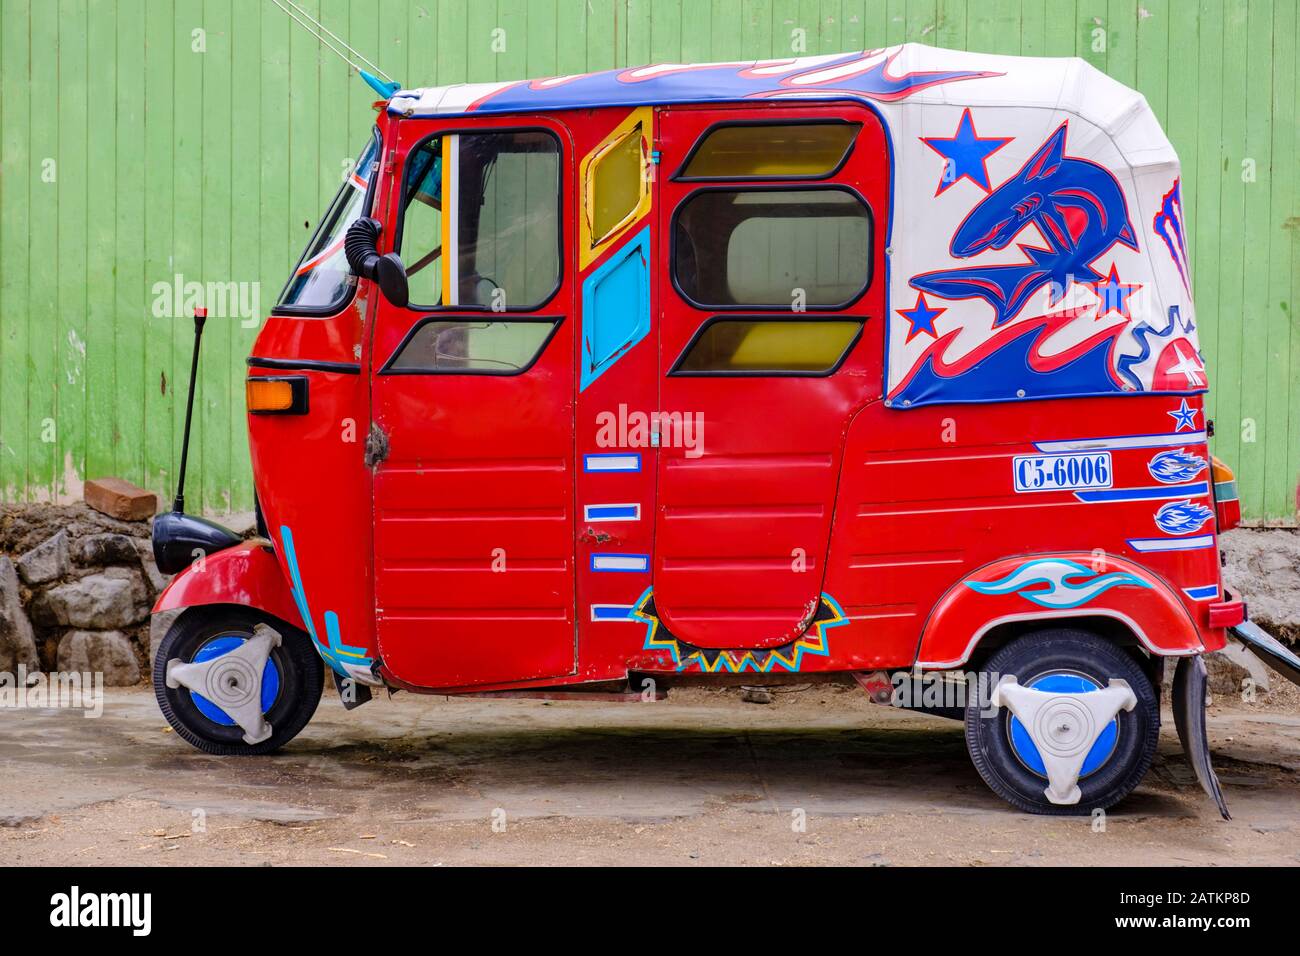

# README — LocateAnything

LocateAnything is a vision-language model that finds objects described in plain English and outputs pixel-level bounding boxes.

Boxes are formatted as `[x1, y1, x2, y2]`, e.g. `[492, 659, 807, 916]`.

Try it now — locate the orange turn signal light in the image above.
[246, 376, 307, 415]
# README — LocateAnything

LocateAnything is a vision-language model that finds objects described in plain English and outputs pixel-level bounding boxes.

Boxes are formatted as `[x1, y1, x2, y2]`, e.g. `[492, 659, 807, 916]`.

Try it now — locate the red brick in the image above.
[85, 477, 158, 522]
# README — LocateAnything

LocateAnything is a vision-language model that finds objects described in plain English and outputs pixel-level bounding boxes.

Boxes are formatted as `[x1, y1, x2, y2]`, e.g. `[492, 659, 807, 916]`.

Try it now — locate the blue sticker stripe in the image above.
[584, 453, 641, 473]
[1075, 481, 1209, 503]
[584, 503, 641, 522]
[590, 553, 650, 572]
[1183, 584, 1220, 601]
[1126, 534, 1215, 552]
[590, 604, 636, 621]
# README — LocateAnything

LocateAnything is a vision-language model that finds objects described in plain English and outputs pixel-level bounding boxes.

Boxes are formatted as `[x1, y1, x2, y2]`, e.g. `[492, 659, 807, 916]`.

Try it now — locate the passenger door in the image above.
[653, 105, 883, 649]
[369, 118, 577, 689]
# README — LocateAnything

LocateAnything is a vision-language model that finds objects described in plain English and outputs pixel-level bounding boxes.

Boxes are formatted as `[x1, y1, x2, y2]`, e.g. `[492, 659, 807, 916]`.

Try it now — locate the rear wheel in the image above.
[153, 606, 324, 755]
[964, 628, 1159, 814]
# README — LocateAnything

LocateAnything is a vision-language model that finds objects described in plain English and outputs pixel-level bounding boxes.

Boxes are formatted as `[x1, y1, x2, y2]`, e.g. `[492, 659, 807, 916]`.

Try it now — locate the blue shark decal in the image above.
[910, 122, 1139, 329]
[966, 558, 1152, 610]
[1154, 499, 1214, 536]
[1148, 449, 1208, 485]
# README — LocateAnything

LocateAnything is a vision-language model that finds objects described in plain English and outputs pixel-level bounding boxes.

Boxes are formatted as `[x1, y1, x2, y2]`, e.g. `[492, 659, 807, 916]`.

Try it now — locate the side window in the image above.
[588, 123, 649, 245]
[677, 122, 860, 180]
[397, 130, 561, 311]
[384, 318, 559, 375]
[672, 318, 862, 376]
[673, 188, 871, 308]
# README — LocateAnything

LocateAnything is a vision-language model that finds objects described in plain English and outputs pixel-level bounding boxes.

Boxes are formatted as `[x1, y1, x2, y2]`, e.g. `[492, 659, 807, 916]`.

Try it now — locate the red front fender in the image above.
[916, 552, 1205, 669]
[153, 539, 305, 630]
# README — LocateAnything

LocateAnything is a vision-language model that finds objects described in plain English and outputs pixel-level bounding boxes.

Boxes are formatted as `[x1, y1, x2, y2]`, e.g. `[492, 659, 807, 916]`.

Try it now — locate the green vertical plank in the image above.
[967, 0, 1018, 55]
[527, 0, 558, 77]
[681, 0, 713, 62]
[556, 0, 588, 75]
[377, 0, 410, 88]
[1289, 0, 1300, 521]
[884, 0, 906, 45]
[407, 0, 435, 83]
[904, 0, 936, 44]
[709, 0, 743, 60]
[1041, 0, 1075, 57]
[1263, 0, 1296, 519]
[430, 0, 460, 87]
[1077, 0, 1107, 71]
[1236, 0, 1273, 518]
[466, 0, 498, 80]
[496, 0, 527, 78]
[1133, 0, 1167, 123]
[840, 0, 867, 50]
[200, 0, 232, 512]
[1105, 0, 1136, 88]
[0, 1, 30, 500]
[587, 0, 618, 71]
[229, 0, 261, 513]
[649, 0, 681, 61]
[818, 0, 844, 54]
[115, 0, 147, 490]
[28, 0, 59, 500]
[625, 0, 652, 66]
[144, 0, 176, 499]
[1189, 0, 1221, 455]
[56, 0, 89, 500]
[934, 0, 966, 52]
[741, 0, 773, 58]
[85, 1, 118, 488]
[173, 0, 204, 507]
[1019, 0, 1046, 56]
[1211, 0, 1247, 489]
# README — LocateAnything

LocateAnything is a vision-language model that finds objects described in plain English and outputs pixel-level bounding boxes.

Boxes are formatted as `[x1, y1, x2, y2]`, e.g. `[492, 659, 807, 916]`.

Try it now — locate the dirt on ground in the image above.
[1, 683, 1296, 866]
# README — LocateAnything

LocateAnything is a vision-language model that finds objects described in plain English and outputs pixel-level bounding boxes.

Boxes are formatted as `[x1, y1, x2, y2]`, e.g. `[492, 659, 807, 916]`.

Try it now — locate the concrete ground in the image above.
[1, 683, 1297, 866]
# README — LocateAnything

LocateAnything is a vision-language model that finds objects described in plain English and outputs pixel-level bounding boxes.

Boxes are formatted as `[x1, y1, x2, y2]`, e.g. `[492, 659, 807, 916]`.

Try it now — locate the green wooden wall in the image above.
[1, 0, 1297, 520]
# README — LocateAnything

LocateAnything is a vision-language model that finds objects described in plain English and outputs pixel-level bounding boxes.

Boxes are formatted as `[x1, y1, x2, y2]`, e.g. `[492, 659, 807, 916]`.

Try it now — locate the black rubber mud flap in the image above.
[332, 671, 373, 710]
[1230, 621, 1300, 688]
[1172, 656, 1230, 820]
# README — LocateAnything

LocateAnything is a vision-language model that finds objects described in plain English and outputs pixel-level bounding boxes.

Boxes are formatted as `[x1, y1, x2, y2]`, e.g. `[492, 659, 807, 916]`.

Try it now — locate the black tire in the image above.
[964, 628, 1159, 815]
[153, 605, 324, 756]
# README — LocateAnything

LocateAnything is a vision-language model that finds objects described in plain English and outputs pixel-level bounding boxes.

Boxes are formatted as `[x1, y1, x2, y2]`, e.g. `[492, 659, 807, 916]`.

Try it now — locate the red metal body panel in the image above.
[153, 540, 304, 630]
[228, 102, 1231, 696]
[368, 114, 578, 689]
[651, 104, 888, 650]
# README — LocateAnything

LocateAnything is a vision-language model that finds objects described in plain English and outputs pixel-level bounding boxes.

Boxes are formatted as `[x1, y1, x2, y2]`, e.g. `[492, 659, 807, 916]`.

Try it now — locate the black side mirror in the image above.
[345, 217, 409, 308]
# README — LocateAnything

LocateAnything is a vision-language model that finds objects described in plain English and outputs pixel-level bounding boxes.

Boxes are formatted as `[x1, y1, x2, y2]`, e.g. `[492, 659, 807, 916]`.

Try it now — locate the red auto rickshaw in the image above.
[149, 44, 1298, 817]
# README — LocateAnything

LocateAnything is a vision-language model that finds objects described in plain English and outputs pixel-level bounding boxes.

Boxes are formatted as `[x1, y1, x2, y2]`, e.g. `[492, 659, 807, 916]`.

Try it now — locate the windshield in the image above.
[276, 130, 381, 313]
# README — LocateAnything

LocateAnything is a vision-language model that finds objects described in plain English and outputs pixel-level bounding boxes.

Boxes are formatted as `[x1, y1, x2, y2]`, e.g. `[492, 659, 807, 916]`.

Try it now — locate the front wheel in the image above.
[964, 628, 1160, 814]
[153, 606, 324, 755]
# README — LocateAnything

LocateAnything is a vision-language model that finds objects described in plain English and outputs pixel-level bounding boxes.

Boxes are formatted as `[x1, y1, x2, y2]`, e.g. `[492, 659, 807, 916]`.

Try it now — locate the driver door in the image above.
[368, 118, 577, 690]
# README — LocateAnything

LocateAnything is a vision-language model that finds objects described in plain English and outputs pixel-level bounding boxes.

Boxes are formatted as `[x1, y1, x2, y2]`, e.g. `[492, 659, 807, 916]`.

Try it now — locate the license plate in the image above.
[1013, 452, 1113, 493]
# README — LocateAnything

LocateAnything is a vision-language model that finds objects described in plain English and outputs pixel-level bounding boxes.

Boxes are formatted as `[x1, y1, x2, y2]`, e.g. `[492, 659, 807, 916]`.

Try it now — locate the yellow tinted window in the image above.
[675, 320, 861, 374]
[589, 125, 646, 243]
[681, 123, 860, 179]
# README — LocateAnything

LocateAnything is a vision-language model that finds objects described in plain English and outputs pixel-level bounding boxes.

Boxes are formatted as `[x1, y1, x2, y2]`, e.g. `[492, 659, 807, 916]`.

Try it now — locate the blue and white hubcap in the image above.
[1008, 673, 1119, 779]
[189, 635, 281, 727]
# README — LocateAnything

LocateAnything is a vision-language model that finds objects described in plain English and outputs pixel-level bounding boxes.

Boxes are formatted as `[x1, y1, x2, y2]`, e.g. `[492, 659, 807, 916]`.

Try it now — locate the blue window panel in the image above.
[580, 226, 651, 391]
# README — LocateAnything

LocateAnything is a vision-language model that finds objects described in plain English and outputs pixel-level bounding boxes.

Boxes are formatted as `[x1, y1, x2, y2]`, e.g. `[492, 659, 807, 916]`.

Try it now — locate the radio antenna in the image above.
[267, 0, 401, 96]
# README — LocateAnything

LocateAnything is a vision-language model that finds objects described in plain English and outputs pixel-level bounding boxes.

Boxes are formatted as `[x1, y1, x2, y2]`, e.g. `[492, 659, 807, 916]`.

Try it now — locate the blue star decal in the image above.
[921, 108, 1012, 195]
[898, 292, 946, 343]
[1089, 263, 1143, 320]
[1168, 398, 1199, 432]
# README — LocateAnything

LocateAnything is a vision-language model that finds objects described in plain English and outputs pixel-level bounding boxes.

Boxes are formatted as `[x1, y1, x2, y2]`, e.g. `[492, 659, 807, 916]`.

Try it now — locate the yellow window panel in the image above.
[675, 320, 862, 374]
[579, 106, 653, 270]
[681, 122, 860, 180]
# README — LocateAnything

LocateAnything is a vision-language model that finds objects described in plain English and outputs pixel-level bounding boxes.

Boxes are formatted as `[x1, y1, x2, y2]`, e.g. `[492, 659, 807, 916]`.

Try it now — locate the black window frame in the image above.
[272, 125, 383, 318]
[378, 312, 565, 377]
[669, 182, 875, 313]
[392, 125, 566, 315]
[668, 314, 866, 378]
[671, 117, 862, 183]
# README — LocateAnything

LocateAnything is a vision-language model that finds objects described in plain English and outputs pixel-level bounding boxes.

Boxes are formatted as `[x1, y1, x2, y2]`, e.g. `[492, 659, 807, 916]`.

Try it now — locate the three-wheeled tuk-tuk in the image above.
[150, 44, 1299, 816]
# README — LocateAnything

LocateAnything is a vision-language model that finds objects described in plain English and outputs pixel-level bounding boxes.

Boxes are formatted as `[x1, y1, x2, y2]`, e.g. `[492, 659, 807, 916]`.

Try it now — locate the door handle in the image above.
[579, 526, 612, 545]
